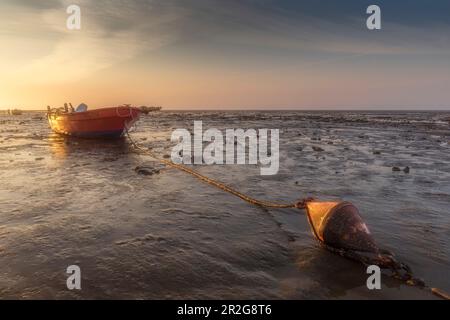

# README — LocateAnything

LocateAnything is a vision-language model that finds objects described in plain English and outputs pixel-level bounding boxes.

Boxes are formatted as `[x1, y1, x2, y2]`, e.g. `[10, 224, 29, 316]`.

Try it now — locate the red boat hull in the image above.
[47, 106, 141, 138]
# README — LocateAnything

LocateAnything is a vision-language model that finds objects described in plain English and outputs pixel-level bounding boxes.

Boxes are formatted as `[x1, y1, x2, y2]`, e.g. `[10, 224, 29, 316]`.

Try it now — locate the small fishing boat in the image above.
[47, 104, 141, 138]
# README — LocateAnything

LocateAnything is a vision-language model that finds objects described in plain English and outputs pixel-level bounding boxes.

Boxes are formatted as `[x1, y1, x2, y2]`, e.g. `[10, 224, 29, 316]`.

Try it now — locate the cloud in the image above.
[1, 0, 450, 109]
[3, 0, 62, 10]
[3, 0, 187, 84]
[4, 0, 450, 79]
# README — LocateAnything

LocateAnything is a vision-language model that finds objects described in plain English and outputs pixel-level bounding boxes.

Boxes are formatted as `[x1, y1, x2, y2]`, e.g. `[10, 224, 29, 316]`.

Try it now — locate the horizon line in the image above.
[2, 107, 450, 112]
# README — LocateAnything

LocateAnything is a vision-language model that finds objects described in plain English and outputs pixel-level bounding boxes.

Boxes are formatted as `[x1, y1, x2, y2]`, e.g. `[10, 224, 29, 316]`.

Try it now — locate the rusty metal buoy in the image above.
[305, 201, 378, 253]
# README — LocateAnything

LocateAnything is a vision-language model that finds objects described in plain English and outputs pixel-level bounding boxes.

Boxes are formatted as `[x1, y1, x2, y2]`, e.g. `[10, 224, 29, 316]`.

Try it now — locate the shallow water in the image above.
[0, 110, 449, 299]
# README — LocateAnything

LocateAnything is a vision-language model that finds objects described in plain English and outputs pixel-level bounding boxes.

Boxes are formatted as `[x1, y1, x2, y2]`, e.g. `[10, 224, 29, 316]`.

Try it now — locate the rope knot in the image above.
[294, 197, 316, 209]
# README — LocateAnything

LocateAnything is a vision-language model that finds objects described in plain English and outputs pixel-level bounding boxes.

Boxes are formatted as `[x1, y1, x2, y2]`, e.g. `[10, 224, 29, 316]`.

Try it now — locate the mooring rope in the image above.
[125, 129, 311, 209]
[323, 244, 450, 300]
[125, 127, 449, 300]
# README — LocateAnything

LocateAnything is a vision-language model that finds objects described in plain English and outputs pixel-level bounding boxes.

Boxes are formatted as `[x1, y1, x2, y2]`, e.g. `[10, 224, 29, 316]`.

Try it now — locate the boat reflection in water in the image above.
[48, 132, 134, 163]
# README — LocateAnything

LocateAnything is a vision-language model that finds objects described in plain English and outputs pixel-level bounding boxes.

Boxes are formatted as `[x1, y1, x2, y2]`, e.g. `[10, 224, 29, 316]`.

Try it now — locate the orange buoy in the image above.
[305, 200, 380, 254]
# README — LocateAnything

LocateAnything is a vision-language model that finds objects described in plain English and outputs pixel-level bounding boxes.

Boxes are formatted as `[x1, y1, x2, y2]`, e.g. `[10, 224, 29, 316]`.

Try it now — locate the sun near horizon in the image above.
[1, 1, 450, 111]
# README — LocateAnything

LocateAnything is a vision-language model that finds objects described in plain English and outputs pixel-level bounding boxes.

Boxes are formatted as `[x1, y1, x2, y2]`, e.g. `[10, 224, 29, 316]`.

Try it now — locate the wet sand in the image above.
[0, 110, 449, 299]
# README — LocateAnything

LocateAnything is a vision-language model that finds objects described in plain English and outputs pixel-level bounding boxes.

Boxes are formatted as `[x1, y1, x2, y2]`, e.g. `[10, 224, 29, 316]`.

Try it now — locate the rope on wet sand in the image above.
[325, 244, 450, 300]
[125, 129, 312, 209]
[125, 128, 449, 300]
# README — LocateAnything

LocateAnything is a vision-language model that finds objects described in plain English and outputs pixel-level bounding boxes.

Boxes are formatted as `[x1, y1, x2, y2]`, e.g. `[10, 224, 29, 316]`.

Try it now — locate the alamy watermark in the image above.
[366, 265, 381, 290]
[66, 4, 81, 30]
[171, 121, 279, 175]
[66, 265, 81, 290]
[366, 5, 381, 30]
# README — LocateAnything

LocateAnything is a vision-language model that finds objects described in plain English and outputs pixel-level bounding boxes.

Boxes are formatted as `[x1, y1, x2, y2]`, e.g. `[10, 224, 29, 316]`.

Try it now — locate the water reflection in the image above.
[1, 111, 448, 299]
[48, 132, 134, 162]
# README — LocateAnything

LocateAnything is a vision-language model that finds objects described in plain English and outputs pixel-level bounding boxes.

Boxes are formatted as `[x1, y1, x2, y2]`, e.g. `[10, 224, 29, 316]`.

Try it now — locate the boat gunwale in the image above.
[47, 107, 141, 121]
[48, 114, 139, 121]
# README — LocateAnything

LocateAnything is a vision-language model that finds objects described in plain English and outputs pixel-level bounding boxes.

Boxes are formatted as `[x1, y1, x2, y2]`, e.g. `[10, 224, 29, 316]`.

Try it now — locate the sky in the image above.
[1, 0, 450, 110]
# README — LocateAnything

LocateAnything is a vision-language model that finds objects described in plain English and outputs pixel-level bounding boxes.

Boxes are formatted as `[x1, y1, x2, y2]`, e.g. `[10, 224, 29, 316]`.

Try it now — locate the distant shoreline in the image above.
[1, 108, 450, 113]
